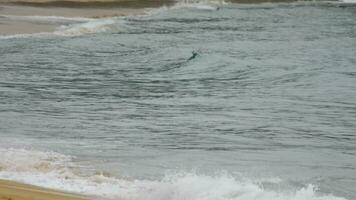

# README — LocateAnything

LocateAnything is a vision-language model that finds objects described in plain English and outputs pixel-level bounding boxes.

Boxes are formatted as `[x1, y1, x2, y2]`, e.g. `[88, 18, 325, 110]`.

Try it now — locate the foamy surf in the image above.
[0, 16, 121, 39]
[54, 18, 120, 36]
[146, 0, 227, 15]
[0, 148, 348, 200]
[171, 0, 227, 11]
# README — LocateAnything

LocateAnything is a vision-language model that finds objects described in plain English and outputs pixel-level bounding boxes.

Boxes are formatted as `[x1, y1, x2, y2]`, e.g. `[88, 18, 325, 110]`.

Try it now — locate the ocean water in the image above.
[0, 1, 356, 200]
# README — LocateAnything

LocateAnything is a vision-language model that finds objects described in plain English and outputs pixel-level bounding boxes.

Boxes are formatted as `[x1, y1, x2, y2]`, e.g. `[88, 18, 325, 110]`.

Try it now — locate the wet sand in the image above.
[0, 16, 58, 35]
[0, 179, 87, 200]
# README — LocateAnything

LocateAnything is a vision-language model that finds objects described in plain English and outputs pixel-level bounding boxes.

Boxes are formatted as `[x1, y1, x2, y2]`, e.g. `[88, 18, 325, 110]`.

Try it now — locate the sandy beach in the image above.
[0, 179, 87, 200]
[0, 0, 174, 35]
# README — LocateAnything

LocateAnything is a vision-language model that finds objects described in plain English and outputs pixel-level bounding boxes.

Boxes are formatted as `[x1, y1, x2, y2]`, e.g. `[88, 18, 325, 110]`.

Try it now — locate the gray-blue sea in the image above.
[0, 1, 355, 200]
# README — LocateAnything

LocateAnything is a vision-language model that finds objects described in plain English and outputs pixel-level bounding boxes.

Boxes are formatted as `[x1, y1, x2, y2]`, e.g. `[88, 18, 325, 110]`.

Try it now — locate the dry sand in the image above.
[0, 179, 88, 200]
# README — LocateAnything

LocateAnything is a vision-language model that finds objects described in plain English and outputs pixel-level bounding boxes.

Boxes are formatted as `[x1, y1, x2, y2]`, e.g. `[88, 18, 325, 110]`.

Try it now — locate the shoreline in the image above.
[0, 179, 88, 200]
[0, 6, 142, 36]
[0, 5, 153, 36]
[0, 0, 174, 36]
[0, 0, 300, 36]
[3, 0, 175, 8]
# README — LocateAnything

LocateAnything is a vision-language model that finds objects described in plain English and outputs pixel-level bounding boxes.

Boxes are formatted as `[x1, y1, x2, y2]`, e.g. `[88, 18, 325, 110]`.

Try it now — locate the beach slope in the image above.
[0, 179, 87, 200]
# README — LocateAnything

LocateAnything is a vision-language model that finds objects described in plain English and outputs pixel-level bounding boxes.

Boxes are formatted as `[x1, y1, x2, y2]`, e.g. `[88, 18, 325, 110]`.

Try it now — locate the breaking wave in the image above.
[53, 18, 120, 36]
[148, 0, 226, 13]
[0, 148, 348, 200]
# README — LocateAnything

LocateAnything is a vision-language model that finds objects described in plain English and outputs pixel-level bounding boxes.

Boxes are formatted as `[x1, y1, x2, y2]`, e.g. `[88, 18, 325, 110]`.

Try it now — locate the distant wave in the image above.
[0, 147, 348, 200]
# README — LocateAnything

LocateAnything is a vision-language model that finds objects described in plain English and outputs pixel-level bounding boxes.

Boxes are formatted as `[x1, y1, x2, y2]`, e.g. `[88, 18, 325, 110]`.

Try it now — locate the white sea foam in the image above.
[53, 18, 119, 36]
[146, 0, 226, 14]
[0, 148, 348, 200]
[172, 0, 227, 11]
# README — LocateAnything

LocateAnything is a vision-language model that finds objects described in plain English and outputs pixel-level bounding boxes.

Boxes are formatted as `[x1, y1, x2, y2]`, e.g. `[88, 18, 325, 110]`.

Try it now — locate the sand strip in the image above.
[0, 179, 88, 200]
[0, 0, 174, 36]
[0, 4, 148, 18]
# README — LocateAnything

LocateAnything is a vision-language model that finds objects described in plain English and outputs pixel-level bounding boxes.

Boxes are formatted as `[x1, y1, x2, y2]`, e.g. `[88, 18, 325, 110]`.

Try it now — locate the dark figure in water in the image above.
[188, 51, 198, 61]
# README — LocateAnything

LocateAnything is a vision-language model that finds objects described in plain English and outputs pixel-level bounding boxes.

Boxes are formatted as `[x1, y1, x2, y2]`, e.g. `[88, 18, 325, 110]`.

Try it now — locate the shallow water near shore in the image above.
[0, 1, 356, 200]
